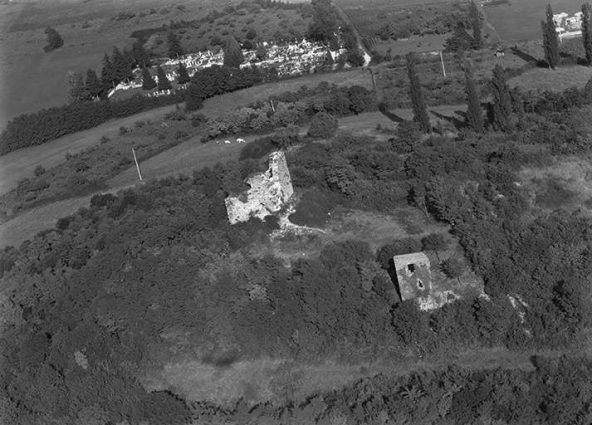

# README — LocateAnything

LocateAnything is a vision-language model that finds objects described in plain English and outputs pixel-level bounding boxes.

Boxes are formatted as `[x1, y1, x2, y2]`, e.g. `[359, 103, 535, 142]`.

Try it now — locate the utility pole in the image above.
[132, 147, 143, 181]
[440, 51, 447, 77]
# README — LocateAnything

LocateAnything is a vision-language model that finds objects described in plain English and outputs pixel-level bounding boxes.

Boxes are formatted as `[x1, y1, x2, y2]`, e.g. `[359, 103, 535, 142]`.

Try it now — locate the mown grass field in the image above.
[483, 0, 583, 41]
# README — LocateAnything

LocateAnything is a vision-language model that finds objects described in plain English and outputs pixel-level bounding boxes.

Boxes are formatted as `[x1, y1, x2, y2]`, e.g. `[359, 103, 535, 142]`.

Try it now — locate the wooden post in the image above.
[440, 51, 446, 77]
[132, 147, 143, 181]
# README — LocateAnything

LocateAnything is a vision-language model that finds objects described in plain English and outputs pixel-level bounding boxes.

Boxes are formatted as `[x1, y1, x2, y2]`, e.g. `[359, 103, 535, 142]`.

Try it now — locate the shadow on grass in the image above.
[510, 46, 546, 67]
[430, 110, 465, 129]
[378, 105, 405, 123]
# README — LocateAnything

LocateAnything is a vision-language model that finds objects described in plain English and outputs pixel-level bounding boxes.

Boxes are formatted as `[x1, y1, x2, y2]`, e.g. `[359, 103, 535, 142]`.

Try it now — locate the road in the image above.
[332, 2, 372, 65]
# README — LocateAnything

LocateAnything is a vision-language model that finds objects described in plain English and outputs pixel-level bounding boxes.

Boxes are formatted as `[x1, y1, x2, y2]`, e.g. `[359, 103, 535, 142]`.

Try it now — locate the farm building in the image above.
[393, 252, 432, 301]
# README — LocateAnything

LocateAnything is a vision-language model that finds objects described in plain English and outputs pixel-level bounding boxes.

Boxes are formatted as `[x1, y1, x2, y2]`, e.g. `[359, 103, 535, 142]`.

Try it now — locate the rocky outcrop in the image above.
[225, 151, 294, 224]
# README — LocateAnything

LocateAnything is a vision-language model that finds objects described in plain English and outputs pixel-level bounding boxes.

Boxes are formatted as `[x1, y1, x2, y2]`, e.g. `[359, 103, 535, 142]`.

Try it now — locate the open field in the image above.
[141, 340, 571, 407]
[107, 133, 256, 189]
[371, 33, 451, 56]
[483, 0, 583, 41]
[519, 155, 592, 215]
[0, 0, 230, 128]
[509, 65, 592, 92]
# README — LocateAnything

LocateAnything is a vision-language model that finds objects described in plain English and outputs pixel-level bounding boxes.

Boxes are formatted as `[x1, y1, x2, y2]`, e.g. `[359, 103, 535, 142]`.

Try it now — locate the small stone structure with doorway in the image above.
[392, 252, 432, 301]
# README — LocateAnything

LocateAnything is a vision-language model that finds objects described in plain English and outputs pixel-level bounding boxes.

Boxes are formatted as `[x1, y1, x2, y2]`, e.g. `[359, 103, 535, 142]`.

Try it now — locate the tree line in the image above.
[0, 63, 265, 155]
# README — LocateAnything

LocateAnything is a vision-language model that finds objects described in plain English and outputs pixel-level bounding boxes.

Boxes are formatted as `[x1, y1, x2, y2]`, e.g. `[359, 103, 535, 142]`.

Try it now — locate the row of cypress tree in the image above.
[405, 52, 513, 134]
[542, 3, 592, 69]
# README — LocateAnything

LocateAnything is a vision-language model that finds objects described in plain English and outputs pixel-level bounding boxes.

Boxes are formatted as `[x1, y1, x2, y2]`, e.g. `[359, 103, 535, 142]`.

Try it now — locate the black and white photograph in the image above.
[1, 0, 592, 423]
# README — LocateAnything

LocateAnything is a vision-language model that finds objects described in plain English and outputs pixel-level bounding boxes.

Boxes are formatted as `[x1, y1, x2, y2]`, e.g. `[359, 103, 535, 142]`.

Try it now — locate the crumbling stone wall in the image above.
[225, 151, 294, 224]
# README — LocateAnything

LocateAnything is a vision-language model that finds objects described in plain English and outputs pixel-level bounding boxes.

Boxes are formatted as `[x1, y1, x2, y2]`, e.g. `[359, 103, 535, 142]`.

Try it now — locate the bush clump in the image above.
[307, 112, 338, 139]
[441, 256, 464, 278]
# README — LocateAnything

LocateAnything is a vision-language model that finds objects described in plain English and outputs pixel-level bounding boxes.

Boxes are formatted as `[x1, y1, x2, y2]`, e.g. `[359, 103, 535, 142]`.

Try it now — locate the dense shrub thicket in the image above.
[307, 112, 338, 139]
[201, 82, 377, 141]
[4, 109, 592, 420]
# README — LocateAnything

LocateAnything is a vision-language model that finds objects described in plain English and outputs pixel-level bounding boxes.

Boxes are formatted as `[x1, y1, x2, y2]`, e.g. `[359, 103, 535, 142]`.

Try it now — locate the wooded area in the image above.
[3, 73, 592, 421]
[5, 1, 592, 423]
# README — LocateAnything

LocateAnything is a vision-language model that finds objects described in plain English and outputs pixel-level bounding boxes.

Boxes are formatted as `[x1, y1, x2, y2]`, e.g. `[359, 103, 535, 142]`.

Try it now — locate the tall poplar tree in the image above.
[156, 65, 172, 90]
[185, 83, 203, 111]
[176, 62, 190, 84]
[111, 47, 127, 83]
[223, 37, 245, 68]
[131, 40, 151, 67]
[167, 31, 183, 58]
[406, 52, 431, 133]
[468, 1, 483, 49]
[511, 88, 526, 131]
[85, 69, 103, 99]
[464, 61, 483, 132]
[141, 66, 157, 90]
[542, 4, 560, 69]
[67, 71, 91, 103]
[490, 64, 512, 132]
[582, 3, 592, 65]
[101, 53, 115, 89]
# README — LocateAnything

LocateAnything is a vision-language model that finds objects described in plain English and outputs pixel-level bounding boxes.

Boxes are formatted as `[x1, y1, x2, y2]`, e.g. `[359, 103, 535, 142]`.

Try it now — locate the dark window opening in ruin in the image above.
[417, 279, 424, 290]
[407, 264, 416, 273]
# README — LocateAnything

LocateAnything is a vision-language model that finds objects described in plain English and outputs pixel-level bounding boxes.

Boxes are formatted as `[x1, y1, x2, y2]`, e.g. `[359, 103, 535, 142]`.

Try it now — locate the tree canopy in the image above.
[43, 26, 64, 52]
[307, 0, 339, 45]
[223, 37, 245, 68]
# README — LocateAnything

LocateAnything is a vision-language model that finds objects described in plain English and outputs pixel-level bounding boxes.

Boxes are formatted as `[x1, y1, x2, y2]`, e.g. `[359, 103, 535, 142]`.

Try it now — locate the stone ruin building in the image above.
[392, 252, 432, 301]
[225, 151, 294, 224]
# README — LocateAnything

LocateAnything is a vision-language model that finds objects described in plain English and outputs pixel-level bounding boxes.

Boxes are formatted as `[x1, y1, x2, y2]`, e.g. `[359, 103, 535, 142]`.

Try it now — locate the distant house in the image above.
[393, 252, 432, 301]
